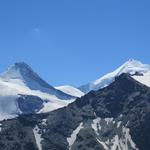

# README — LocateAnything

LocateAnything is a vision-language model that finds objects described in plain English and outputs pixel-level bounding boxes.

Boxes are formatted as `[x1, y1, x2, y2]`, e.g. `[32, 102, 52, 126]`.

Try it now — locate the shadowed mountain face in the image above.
[0, 74, 150, 150]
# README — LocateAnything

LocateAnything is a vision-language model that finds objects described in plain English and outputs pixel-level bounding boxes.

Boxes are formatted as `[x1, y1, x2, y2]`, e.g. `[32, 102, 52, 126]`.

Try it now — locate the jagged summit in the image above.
[79, 59, 150, 93]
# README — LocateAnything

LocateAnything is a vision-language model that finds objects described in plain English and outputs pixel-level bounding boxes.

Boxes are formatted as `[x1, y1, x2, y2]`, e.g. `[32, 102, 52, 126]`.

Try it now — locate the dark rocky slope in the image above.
[0, 74, 150, 150]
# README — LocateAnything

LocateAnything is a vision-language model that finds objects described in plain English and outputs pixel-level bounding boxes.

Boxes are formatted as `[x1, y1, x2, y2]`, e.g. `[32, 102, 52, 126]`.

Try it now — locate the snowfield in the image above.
[132, 72, 150, 88]
[55, 85, 84, 97]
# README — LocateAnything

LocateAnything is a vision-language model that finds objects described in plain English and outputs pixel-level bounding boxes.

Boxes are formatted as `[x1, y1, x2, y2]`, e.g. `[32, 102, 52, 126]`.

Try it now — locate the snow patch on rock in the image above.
[91, 117, 138, 150]
[67, 122, 83, 150]
[33, 125, 43, 150]
[91, 118, 101, 135]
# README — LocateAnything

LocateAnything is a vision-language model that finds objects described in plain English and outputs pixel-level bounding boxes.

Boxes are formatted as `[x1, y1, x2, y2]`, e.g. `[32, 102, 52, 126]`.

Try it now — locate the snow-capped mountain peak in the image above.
[79, 59, 150, 93]
[0, 62, 76, 120]
[0, 62, 75, 100]
[1, 62, 52, 89]
[111, 59, 150, 75]
[1, 62, 27, 80]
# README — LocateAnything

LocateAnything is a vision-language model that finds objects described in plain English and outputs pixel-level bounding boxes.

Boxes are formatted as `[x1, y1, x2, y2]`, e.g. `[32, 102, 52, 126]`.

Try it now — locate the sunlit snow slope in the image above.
[55, 85, 84, 97]
[79, 59, 150, 93]
[132, 72, 150, 88]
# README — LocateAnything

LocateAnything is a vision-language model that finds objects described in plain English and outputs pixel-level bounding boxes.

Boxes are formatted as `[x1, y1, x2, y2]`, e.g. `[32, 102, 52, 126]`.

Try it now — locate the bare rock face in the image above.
[17, 95, 44, 114]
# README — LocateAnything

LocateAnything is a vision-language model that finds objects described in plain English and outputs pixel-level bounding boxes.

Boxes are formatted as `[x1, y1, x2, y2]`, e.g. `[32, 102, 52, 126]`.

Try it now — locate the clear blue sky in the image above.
[0, 0, 150, 86]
